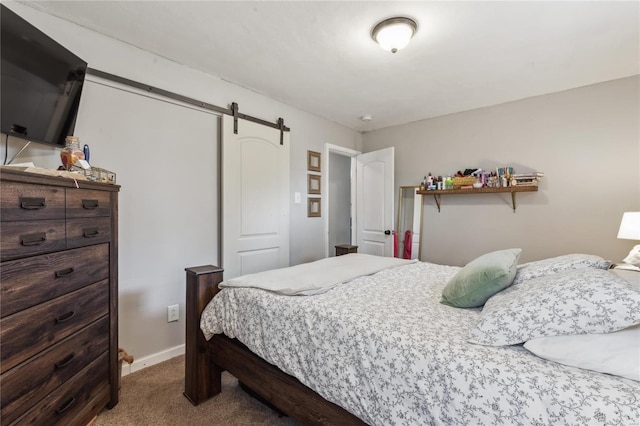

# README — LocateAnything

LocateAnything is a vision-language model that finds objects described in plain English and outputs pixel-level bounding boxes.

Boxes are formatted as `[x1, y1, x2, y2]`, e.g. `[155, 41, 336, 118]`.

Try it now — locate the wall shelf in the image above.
[417, 185, 538, 213]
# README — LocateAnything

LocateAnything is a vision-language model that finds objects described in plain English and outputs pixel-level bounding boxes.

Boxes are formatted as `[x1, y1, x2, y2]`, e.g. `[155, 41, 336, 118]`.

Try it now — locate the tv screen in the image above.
[1, 5, 87, 147]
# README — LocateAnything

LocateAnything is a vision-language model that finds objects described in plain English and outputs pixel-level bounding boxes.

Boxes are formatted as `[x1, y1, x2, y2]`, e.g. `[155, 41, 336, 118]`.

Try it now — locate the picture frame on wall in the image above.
[307, 151, 321, 172]
[308, 197, 321, 217]
[308, 174, 321, 194]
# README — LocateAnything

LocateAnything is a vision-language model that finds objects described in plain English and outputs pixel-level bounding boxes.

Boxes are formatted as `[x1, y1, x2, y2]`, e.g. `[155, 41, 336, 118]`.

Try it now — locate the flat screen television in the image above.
[1, 4, 87, 147]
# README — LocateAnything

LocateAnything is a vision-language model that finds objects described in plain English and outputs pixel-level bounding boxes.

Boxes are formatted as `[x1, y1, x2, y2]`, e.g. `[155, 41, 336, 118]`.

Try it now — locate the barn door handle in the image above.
[384, 230, 391, 235]
[20, 197, 46, 210]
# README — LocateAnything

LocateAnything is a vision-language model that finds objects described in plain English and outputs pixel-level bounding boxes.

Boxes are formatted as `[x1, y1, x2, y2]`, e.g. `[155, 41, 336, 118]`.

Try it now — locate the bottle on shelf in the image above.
[446, 176, 453, 190]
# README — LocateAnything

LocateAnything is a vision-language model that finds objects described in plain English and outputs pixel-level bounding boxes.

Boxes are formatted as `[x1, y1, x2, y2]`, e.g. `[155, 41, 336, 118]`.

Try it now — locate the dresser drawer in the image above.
[10, 352, 110, 426]
[1, 244, 110, 318]
[0, 220, 66, 261]
[66, 189, 112, 219]
[0, 317, 109, 424]
[0, 182, 65, 222]
[66, 217, 112, 249]
[0, 280, 109, 374]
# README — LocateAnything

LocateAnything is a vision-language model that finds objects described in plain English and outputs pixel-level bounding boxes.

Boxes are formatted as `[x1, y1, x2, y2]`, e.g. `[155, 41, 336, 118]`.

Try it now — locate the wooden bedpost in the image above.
[184, 265, 224, 405]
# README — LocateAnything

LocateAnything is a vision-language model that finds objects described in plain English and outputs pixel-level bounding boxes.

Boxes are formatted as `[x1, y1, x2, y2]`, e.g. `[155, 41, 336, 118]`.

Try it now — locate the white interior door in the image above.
[356, 147, 395, 257]
[222, 115, 290, 279]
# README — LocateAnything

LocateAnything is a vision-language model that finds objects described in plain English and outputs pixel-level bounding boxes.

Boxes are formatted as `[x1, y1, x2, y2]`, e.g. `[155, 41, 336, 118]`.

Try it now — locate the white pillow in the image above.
[469, 268, 640, 346]
[512, 254, 610, 286]
[524, 325, 640, 381]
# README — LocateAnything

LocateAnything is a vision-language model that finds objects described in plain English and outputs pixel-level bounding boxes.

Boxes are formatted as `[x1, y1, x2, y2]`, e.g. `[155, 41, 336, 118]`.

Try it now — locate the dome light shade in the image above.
[372, 17, 417, 53]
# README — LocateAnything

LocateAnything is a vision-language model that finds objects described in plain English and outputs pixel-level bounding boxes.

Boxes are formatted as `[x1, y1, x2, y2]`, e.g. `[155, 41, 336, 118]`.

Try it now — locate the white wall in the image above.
[4, 3, 361, 364]
[364, 76, 640, 266]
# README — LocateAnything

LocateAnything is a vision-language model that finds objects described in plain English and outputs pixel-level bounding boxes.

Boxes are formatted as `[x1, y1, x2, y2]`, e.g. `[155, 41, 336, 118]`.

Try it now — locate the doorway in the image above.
[324, 144, 395, 258]
[324, 144, 359, 257]
[328, 152, 352, 256]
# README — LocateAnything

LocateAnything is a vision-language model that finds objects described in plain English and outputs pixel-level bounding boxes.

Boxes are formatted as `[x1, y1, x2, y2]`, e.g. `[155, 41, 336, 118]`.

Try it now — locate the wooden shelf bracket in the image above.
[433, 194, 442, 212]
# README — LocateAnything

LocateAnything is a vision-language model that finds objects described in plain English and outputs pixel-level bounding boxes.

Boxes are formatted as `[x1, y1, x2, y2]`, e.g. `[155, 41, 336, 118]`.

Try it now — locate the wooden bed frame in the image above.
[183, 265, 366, 425]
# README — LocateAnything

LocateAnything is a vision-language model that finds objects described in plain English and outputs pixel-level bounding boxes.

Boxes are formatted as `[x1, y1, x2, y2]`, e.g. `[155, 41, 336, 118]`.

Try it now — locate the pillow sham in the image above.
[512, 254, 610, 286]
[441, 248, 521, 308]
[468, 268, 640, 346]
[523, 324, 640, 381]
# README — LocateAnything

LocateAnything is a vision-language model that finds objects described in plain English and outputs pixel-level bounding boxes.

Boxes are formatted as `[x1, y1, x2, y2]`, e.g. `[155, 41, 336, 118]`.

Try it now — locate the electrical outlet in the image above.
[168, 304, 179, 322]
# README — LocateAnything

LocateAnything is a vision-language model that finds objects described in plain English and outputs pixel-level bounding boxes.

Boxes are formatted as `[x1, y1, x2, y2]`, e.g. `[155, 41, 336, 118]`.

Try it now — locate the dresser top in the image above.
[0, 167, 120, 192]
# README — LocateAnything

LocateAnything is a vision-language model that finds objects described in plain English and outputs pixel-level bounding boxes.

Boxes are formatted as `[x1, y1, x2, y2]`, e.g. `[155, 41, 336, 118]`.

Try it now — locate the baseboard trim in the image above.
[121, 344, 185, 377]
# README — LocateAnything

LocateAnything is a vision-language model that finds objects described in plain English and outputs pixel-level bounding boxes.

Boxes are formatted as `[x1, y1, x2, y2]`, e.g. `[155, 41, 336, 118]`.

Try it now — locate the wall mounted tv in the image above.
[1, 4, 87, 148]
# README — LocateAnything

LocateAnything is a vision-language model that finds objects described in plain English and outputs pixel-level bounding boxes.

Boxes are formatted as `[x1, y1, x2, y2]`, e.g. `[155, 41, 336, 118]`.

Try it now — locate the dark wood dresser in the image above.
[0, 168, 120, 425]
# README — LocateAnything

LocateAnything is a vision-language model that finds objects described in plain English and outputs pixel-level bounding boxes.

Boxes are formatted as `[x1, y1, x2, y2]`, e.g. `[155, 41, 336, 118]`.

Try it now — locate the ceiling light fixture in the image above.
[371, 17, 417, 53]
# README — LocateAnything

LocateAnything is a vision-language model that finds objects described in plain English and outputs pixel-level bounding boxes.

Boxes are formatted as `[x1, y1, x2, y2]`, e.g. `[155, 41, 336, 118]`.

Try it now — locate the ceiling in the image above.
[23, 1, 640, 132]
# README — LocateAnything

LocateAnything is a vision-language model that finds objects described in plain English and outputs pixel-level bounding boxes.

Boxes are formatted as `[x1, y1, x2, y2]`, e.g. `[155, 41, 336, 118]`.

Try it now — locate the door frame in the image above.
[323, 143, 360, 258]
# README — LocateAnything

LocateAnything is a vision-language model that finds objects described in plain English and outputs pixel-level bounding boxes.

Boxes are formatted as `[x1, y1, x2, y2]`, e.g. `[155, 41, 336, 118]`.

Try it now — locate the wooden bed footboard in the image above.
[184, 265, 366, 425]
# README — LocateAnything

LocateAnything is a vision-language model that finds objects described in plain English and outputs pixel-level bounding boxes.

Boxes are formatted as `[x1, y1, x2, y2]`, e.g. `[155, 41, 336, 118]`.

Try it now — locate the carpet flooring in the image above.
[95, 355, 297, 425]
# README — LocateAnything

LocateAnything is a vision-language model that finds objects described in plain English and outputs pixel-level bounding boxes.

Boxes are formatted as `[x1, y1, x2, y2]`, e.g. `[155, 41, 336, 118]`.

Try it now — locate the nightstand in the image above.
[609, 263, 640, 272]
[335, 245, 358, 256]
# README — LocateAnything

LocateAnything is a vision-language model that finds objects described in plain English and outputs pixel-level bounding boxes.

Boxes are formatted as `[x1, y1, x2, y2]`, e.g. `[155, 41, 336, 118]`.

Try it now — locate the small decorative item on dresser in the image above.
[70, 164, 117, 184]
[60, 135, 85, 170]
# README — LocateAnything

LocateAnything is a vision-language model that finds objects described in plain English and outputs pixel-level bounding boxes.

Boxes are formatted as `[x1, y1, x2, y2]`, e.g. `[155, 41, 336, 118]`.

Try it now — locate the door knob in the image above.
[384, 230, 391, 235]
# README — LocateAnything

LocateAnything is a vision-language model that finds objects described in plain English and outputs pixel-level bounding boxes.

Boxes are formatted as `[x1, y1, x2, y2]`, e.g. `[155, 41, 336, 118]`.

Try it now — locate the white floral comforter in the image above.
[200, 262, 640, 426]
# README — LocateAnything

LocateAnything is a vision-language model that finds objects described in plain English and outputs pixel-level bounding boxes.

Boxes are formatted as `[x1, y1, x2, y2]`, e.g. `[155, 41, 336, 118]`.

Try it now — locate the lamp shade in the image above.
[372, 17, 417, 53]
[617, 212, 640, 240]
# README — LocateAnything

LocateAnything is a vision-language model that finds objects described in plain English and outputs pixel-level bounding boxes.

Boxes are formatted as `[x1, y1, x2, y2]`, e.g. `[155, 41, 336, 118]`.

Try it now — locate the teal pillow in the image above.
[441, 248, 522, 308]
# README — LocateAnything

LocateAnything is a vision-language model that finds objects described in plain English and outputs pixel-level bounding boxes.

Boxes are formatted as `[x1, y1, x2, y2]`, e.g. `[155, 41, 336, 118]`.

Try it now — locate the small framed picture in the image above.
[307, 151, 321, 172]
[308, 174, 321, 194]
[308, 197, 321, 217]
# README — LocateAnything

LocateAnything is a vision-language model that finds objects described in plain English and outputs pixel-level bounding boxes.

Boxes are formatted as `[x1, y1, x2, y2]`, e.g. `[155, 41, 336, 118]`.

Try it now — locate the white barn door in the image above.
[356, 147, 395, 257]
[222, 115, 290, 279]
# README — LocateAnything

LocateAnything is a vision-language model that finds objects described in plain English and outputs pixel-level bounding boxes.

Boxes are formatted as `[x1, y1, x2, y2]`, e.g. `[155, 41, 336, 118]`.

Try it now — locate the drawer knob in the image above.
[54, 353, 75, 369]
[54, 267, 75, 278]
[55, 397, 76, 415]
[55, 310, 76, 324]
[20, 232, 47, 246]
[82, 199, 99, 209]
[83, 228, 100, 238]
[19, 197, 46, 210]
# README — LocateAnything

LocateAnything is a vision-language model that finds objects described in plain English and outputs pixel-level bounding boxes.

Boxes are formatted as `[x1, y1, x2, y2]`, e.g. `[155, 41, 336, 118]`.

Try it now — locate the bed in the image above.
[184, 253, 640, 425]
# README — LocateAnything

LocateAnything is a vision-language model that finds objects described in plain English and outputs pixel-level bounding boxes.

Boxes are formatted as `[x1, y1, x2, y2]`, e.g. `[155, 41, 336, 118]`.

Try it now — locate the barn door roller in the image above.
[231, 102, 288, 145]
